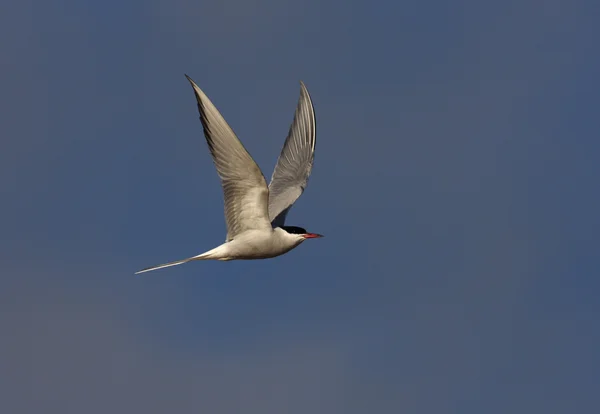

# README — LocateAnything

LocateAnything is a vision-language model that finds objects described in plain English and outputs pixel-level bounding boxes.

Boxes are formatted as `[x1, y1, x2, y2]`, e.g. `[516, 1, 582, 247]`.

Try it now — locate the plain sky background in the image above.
[2, 0, 599, 413]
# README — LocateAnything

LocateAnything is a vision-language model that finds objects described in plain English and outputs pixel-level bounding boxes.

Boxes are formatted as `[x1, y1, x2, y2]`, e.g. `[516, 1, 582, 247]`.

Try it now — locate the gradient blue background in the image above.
[2, 0, 599, 412]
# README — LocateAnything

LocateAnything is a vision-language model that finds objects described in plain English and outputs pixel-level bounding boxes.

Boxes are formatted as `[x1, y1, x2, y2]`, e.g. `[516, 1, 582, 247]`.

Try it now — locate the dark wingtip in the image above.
[184, 74, 196, 86]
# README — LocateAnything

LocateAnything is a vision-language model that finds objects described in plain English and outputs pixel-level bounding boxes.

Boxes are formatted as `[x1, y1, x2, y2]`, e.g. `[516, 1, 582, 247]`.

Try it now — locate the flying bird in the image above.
[135, 75, 322, 274]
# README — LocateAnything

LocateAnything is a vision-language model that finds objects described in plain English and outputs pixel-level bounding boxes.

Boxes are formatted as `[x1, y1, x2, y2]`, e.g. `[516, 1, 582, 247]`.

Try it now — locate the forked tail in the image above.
[134, 249, 218, 275]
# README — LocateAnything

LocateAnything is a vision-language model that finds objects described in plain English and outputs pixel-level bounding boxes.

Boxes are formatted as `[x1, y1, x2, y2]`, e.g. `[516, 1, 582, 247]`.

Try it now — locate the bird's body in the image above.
[210, 228, 307, 260]
[135, 75, 322, 274]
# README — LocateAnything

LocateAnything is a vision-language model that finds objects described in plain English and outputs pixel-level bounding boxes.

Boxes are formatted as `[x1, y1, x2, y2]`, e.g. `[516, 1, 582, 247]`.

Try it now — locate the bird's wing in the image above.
[185, 75, 271, 241]
[268, 81, 316, 227]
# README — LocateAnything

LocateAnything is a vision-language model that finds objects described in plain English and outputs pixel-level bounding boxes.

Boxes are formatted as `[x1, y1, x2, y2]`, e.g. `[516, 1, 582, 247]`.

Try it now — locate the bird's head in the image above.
[281, 226, 324, 240]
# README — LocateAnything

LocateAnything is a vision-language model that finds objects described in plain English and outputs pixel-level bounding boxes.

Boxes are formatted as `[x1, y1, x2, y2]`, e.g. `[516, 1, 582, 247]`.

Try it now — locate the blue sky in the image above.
[2, 0, 599, 412]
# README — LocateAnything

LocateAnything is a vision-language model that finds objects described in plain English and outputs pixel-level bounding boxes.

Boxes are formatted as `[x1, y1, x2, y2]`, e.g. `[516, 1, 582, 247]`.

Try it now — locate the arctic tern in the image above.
[135, 75, 322, 274]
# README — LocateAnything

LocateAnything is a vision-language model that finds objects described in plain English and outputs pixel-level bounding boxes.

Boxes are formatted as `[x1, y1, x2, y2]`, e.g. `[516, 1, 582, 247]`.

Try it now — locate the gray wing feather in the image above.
[185, 75, 271, 241]
[268, 81, 316, 227]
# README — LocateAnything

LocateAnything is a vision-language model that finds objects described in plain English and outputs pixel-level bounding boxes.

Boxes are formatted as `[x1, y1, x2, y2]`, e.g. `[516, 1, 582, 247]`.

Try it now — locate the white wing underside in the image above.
[268, 81, 317, 227]
[185, 75, 271, 242]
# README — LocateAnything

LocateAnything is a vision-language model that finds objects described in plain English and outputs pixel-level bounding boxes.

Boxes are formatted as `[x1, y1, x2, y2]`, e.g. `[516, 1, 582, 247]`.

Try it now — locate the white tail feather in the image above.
[134, 248, 221, 275]
[134, 257, 193, 274]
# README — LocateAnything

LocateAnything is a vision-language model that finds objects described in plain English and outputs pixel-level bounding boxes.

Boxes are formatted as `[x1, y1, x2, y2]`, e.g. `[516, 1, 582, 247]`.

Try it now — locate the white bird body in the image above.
[135, 75, 321, 274]
[207, 228, 307, 261]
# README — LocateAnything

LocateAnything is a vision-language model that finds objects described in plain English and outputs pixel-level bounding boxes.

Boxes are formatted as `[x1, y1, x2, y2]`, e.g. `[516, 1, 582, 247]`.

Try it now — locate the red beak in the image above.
[303, 233, 324, 239]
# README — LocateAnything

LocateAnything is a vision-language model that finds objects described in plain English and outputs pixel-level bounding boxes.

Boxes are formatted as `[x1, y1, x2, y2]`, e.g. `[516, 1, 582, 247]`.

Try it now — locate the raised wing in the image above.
[268, 81, 316, 227]
[185, 75, 271, 241]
